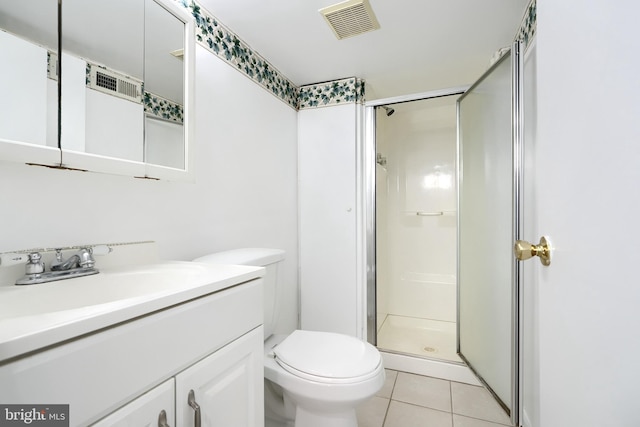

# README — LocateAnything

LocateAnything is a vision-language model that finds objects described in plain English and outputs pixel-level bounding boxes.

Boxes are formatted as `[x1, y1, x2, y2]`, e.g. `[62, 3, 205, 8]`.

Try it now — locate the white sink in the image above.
[0, 262, 216, 318]
[0, 261, 264, 362]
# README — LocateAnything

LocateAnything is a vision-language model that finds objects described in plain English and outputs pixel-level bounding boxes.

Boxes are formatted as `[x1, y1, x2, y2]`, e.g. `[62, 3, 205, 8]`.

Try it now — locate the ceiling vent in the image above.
[320, 0, 380, 40]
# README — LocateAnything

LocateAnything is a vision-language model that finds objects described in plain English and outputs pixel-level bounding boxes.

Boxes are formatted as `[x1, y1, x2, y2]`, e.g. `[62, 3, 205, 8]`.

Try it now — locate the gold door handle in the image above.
[514, 236, 552, 266]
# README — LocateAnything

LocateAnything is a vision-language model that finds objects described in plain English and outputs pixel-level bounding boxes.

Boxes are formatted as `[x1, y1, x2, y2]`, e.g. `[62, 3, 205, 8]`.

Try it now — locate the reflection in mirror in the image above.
[0, 0, 192, 178]
[61, 0, 145, 162]
[0, 0, 58, 150]
[144, 0, 186, 170]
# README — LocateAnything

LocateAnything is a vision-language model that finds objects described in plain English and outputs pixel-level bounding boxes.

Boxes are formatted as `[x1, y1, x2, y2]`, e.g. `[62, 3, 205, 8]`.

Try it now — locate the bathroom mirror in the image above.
[60, 0, 195, 180]
[0, 0, 194, 180]
[0, 0, 60, 165]
[60, 0, 145, 175]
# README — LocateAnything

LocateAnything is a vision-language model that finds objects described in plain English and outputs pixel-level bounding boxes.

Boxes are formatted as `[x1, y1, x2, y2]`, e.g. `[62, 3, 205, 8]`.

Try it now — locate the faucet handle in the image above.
[25, 252, 45, 275]
[77, 248, 95, 268]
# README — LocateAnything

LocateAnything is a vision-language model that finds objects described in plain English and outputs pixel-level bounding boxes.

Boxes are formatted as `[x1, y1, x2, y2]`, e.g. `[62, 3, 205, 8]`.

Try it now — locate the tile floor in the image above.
[356, 369, 513, 427]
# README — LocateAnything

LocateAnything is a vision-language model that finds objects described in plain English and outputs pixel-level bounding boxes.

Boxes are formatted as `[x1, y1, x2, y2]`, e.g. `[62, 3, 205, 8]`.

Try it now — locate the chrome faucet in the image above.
[6, 245, 111, 285]
[51, 248, 96, 271]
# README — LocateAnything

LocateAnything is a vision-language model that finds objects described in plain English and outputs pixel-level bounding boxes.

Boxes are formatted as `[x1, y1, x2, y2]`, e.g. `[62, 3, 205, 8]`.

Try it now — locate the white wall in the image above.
[84, 89, 144, 161]
[0, 44, 299, 335]
[0, 30, 48, 146]
[298, 103, 359, 337]
[145, 118, 184, 169]
[60, 52, 87, 153]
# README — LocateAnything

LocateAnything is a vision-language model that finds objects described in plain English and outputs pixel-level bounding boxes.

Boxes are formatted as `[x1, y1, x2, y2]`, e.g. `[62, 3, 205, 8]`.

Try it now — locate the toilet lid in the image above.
[273, 330, 381, 381]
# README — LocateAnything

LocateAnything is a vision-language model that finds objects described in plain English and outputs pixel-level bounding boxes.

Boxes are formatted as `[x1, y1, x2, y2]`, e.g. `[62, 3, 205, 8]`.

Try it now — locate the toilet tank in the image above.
[193, 248, 285, 339]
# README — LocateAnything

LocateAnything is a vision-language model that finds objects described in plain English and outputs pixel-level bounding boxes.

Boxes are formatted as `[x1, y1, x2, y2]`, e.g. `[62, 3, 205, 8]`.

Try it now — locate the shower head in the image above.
[381, 106, 395, 116]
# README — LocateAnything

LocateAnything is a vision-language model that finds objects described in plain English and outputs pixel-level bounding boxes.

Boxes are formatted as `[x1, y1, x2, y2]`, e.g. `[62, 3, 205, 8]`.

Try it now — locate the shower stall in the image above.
[373, 92, 463, 363]
[365, 44, 525, 424]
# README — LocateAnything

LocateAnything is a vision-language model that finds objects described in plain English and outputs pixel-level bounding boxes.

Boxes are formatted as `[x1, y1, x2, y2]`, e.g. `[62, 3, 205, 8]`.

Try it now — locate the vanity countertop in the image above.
[0, 261, 263, 363]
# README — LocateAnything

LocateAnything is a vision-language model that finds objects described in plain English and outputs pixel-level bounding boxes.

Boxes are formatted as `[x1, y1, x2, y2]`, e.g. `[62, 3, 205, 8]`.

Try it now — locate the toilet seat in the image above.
[273, 330, 382, 384]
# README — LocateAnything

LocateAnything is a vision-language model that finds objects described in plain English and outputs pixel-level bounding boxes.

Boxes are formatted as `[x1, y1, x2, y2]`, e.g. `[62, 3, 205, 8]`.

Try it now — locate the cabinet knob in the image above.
[158, 409, 170, 427]
[188, 390, 201, 427]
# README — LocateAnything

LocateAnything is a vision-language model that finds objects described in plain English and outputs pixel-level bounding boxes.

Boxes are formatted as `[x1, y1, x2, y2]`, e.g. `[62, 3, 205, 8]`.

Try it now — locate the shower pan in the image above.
[373, 94, 462, 363]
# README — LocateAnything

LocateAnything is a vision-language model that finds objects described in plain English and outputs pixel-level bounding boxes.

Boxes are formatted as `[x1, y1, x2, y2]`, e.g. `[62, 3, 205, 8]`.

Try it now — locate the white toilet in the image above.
[193, 248, 385, 427]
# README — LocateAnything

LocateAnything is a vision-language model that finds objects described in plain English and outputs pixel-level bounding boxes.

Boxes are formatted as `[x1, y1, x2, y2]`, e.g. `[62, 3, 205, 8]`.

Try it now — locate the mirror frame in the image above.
[145, 0, 195, 181]
[0, 141, 61, 168]
[0, 0, 195, 181]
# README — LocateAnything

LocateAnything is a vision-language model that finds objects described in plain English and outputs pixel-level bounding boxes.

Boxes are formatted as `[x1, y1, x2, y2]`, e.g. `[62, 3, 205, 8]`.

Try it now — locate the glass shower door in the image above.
[457, 47, 519, 420]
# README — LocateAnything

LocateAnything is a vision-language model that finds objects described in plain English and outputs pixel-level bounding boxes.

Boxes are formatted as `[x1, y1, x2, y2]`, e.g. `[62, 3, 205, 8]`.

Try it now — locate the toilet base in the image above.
[265, 378, 365, 427]
[294, 406, 358, 427]
[265, 380, 294, 427]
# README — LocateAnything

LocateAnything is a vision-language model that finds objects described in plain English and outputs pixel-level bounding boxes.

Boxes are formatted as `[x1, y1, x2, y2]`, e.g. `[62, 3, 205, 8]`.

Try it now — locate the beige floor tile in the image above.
[392, 372, 452, 412]
[453, 414, 512, 427]
[450, 382, 511, 425]
[357, 396, 389, 427]
[377, 369, 398, 399]
[384, 401, 452, 427]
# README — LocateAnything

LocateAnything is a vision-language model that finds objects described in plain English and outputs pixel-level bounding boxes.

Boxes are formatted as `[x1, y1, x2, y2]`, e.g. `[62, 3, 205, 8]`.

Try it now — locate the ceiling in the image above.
[196, 0, 531, 100]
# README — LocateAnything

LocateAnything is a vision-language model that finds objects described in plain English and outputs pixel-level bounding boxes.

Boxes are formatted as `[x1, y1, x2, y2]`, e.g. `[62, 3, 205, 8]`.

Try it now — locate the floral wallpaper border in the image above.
[143, 92, 184, 123]
[85, 62, 91, 86]
[298, 78, 365, 110]
[174, 0, 535, 111]
[176, 0, 300, 109]
[175, 0, 365, 110]
[516, 0, 536, 48]
[47, 51, 57, 81]
[31, 0, 538, 113]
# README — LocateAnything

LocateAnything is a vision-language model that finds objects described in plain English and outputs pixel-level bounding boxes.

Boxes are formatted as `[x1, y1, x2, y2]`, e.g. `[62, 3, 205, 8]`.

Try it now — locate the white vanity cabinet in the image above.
[176, 328, 264, 427]
[91, 327, 264, 427]
[0, 277, 264, 427]
[91, 379, 175, 427]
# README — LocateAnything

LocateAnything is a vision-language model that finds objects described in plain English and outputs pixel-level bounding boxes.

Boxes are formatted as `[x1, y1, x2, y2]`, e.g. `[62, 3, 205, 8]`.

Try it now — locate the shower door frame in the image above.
[456, 42, 524, 427]
[362, 86, 469, 346]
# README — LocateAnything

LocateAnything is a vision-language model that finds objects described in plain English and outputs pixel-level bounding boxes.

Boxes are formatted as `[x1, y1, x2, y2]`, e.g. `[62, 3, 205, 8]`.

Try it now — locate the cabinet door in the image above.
[91, 379, 174, 427]
[176, 327, 264, 427]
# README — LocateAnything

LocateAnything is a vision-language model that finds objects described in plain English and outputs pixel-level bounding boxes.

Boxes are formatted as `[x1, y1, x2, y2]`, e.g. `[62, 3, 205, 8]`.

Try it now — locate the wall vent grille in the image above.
[320, 0, 380, 40]
[89, 64, 142, 104]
